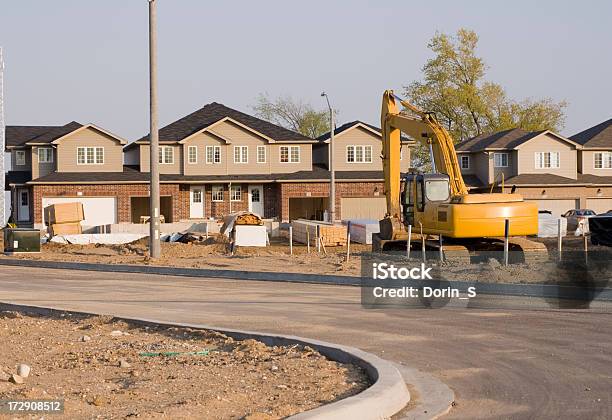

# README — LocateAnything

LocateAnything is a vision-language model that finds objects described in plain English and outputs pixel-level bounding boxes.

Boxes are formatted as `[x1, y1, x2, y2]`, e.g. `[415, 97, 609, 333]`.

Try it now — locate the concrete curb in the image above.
[393, 364, 454, 420]
[0, 301, 411, 420]
[1, 257, 611, 301]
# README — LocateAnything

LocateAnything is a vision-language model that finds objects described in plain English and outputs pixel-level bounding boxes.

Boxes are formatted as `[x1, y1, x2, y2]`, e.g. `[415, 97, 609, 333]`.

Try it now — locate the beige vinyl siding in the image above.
[580, 150, 612, 176]
[458, 153, 474, 175]
[269, 144, 312, 173]
[30, 146, 57, 179]
[516, 133, 577, 179]
[56, 127, 124, 172]
[182, 132, 228, 176]
[139, 144, 183, 174]
[468, 152, 490, 185]
[207, 120, 312, 174]
[11, 148, 32, 171]
[492, 151, 517, 184]
[330, 126, 411, 172]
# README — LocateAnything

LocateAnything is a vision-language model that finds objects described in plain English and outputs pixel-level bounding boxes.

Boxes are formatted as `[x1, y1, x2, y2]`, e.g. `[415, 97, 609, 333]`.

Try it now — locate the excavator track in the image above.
[373, 233, 549, 264]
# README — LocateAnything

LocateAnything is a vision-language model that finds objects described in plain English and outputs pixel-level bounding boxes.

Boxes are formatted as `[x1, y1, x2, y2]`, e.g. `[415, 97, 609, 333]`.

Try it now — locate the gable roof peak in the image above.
[570, 118, 612, 148]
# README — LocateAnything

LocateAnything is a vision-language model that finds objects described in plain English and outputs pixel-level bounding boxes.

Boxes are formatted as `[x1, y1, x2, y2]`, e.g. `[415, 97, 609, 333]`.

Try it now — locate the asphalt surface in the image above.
[0, 266, 610, 419]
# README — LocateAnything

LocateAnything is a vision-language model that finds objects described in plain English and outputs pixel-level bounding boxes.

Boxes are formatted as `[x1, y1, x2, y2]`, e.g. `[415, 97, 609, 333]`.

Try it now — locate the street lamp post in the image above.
[148, 0, 161, 258]
[321, 92, 335, 223]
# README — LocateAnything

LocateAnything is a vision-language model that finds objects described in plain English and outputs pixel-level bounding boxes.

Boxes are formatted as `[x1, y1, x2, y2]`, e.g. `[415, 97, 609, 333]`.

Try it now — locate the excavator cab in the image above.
[402, 173, 451, 228]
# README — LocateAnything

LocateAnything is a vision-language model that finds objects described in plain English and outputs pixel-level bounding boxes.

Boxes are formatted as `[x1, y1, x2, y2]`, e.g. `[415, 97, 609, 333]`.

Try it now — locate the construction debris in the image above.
[292, 219, 347, 247]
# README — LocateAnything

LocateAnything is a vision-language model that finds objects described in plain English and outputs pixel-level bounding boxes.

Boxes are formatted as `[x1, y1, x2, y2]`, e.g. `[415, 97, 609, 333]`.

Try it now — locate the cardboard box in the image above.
[50, 222, 82, 236]
[46, 202, 85, 224]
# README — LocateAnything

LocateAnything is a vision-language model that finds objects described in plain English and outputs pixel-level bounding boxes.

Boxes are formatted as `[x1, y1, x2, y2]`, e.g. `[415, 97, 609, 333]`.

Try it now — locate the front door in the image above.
[189, 186, 205, 218]
[17, 189, 30, 222]
[248, 185, 264, 217]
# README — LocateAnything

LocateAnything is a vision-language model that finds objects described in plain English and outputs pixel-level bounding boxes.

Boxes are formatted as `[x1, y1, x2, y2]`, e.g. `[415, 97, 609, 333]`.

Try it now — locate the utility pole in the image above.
[0, 47, 5, 228]
[321, 92, 335, 223]
[148, 0, 161, 258]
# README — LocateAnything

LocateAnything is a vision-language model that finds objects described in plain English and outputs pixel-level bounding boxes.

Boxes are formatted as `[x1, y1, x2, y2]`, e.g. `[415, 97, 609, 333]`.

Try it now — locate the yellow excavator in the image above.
[376, 90, 546, 259]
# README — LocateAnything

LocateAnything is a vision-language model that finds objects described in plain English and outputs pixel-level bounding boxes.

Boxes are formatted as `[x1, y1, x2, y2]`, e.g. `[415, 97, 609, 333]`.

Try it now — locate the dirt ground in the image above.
[0, 310, 369, 419]
[1, 233, 610, 285]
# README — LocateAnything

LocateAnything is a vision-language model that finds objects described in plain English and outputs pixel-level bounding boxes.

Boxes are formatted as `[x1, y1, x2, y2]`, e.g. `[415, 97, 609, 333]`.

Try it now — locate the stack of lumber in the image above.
[46, 202, 84, 236]
[292, 219, 347, 247]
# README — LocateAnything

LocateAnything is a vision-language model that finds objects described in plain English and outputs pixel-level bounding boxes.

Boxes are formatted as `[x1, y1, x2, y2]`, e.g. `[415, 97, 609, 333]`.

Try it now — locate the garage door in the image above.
[586, 198, 612, 215]
[42, 197, 117, 227]
[341, 197, 387, 221]
[527, 199, 579, 218]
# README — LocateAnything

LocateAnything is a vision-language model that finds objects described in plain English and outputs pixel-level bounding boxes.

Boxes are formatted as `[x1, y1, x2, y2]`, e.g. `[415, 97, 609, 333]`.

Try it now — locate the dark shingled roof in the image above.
[505, 173, 612, 186]
[5, 122, 82, 148]
[456, 128, 547, 152]
[28, 165, 387, 184]
[317, 120, 381, 141]
[6, 126, 60, 147]
[131, 102, 313, 147]
[570, 118, 612, 148]
[462, 174, 485, 188]
[5, 171, 32, 189]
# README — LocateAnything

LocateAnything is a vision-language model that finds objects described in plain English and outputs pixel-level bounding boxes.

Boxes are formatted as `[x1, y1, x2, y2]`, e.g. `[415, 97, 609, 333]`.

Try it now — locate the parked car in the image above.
[561, 209, 596, 231]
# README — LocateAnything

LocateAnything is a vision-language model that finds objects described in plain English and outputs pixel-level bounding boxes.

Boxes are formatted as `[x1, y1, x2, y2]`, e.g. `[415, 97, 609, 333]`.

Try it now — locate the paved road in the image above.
[0, 266, 610, 419]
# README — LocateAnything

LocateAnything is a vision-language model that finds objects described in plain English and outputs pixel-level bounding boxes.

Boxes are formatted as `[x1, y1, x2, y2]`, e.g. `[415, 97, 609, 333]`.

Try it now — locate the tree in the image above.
[405, 29, 567, 146]
[251, 94, 333, 138]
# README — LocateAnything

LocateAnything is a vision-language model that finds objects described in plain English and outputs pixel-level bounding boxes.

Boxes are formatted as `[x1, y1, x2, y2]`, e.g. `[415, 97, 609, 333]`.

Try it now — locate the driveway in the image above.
[0, 266, 610, 419]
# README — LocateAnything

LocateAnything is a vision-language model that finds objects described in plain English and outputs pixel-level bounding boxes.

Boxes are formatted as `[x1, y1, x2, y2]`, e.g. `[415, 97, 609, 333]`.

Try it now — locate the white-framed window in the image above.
[211, 185, 224, 202]
[192, 189, 202, 203]
[594, 152, 612, 169]
[535, 151, 560, 169]
[280, 146, 300, 163]
[15, 150, 26, 166]
[257, 146, 266, 163]
[346, 145, 373, 163]
[460, 155, 470, 169]
[206, 145, 221, 164]
[77, 147, 104, 165]
[187, 146, 197, 164]
[234, 146, 248, 163]
[38, 147, 53, 163]
[493, 152, 509, 168]
[230, 185, 242, 201]
[158, 146, 174, 164]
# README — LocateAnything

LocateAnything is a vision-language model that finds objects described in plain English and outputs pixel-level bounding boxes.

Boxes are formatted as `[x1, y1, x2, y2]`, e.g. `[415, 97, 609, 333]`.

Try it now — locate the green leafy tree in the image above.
[252, 94, 333, 138]
[405, 28, 567, 151]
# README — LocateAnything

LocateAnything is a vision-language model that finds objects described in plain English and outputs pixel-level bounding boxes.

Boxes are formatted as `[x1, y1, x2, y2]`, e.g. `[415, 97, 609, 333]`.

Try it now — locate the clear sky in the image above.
[1, 0, 610, 141]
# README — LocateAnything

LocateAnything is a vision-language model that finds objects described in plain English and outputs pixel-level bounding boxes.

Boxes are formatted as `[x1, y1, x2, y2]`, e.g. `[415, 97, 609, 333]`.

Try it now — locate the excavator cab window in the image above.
[402, 178, 415, 226]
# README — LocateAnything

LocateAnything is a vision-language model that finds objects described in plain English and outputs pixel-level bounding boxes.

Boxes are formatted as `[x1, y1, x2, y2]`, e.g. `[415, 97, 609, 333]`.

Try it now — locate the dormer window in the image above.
[493, 152, 508, 168]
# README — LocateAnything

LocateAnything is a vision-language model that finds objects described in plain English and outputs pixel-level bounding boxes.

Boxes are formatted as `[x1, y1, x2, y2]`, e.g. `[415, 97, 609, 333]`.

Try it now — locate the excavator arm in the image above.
[381, 90, 468, 220]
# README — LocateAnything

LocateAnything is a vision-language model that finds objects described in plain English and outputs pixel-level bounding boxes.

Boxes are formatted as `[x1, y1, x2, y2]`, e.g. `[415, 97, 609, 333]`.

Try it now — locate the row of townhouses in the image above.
[3, 101, 611, 232]
[4, 102, 412, 230]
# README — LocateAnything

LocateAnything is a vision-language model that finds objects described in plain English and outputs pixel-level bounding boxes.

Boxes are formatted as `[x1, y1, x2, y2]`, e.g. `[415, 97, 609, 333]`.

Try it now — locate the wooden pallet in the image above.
[292, 219, 347, 247]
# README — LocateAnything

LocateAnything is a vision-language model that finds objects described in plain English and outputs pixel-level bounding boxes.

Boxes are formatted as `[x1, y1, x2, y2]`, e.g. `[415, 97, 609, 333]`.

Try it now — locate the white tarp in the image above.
[537, 215, 567, 238]
[50, 233, 146, 245]
[234, 225, 267, 247]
